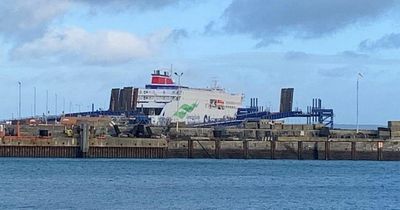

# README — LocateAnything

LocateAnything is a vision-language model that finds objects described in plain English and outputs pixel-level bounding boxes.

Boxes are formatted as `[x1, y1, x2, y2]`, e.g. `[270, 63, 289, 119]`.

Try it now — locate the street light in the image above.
[75, 104, 82, 113]
[62, 97, 65, 115]
[45, 90, 49, 125]
[55, 93, 58, 123]
[174, 72, 183, 132]
[55, 93, 58, 116]
[69, 101, 73, 113]
[33, 87, 36, 117]
[356, 72, 363, 133]
[46, 90, 49, 115]
[18, 81, 21, 119]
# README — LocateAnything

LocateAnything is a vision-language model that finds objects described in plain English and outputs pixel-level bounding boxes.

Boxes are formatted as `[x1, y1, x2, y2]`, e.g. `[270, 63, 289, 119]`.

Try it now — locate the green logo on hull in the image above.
[174, 102, 199, 119]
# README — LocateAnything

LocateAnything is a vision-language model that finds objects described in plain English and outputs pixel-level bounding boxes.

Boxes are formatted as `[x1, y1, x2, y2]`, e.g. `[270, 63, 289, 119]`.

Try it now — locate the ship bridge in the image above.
[145, 70, 182, 90]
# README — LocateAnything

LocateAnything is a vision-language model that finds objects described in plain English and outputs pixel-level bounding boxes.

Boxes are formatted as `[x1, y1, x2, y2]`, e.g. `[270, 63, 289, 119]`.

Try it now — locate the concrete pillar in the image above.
[351, 142, 356, 160]
[243, 140, 249, 159]
[297, 141, 303, 160]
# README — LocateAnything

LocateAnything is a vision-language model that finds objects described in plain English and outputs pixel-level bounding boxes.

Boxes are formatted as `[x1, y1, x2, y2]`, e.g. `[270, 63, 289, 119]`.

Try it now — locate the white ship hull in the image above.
[110, 70, 243, 125]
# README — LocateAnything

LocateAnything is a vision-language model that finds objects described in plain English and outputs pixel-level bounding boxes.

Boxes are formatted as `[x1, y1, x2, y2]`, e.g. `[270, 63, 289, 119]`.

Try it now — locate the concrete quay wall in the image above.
[0, 137, 168, 158]
[167, 138, 400, 161]
[0, 135, 399, 160]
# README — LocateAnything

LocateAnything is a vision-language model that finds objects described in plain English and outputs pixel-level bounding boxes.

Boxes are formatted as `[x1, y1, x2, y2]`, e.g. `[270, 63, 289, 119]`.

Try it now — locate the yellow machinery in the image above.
[64, 128, 73, 137]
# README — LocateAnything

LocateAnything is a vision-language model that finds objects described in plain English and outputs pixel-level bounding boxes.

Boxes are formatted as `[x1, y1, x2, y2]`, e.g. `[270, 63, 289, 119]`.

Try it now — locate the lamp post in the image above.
[55, 93, 58, 123]
[45, 90, 49, 124]
[46, 90, 49, 115]
[75, 104, 82, 113]
[33, 87, 36, 117]
[63, 97, 65, 115]
[18, 81, 21, 119]
[55, 93, 58, 116]
[174, 72, 183, 132]
[356, 73, 363, 133]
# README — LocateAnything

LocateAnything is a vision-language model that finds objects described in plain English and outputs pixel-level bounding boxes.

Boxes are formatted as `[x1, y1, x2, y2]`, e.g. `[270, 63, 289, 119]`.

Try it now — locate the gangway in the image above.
[191, 98, 333, 128]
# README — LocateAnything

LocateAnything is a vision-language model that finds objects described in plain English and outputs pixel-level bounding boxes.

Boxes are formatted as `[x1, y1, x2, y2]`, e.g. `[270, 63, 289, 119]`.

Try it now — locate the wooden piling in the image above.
[188, 139, 193, 158]
[215, 139, 221, 159]
[79, 123, 90, 158]
[271, 140, 276, 159]
[377, 141, 383, 161]
[298, 141, 303, 160]
[243, 140, 249, 159]
[325, 141, 330, 160]
[351, 142, 356, 160]
[312, 142, 319, 160]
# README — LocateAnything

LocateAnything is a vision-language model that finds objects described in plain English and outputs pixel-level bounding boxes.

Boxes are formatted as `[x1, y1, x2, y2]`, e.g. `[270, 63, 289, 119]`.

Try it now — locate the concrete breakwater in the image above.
[0, 136, 399, 160]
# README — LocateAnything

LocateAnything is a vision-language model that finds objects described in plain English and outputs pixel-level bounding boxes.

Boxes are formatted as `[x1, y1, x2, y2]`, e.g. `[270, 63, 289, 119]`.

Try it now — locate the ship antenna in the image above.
[170, 64, 173, 76]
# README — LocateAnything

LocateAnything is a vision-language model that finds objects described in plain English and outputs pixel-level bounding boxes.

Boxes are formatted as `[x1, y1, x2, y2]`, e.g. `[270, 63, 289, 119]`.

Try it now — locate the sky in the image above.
[1, 0, 400, 125]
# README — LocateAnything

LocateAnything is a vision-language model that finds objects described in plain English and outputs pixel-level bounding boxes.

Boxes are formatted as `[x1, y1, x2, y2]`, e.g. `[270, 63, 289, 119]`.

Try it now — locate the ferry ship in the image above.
[109, 70, 244, 125]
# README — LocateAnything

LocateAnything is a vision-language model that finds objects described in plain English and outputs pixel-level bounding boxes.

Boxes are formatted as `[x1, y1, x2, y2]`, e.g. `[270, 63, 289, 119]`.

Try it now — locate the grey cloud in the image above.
[10, 27, 172, 66]
[339, 51, 369, 59]
[284, 51, 309, 60]
[203, 21, 228, 36]
[0, 0, 181, 42]
[318, 66, 379, 79]
[0, 0, 184, 65]
[203, 21, 216, 35]
[359, 33, 400, 51]
[318, 66, 357, 78]
[223, 0, 396, 45]
[76, 0, 181, 13]
[0, 0, 70, 42]
[254, 39, 281, 48]
[167, 29, 189, 43]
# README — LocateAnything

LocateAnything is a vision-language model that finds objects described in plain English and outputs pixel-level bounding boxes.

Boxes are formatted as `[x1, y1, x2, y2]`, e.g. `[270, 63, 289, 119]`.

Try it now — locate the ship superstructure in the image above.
[109, 70, 244, 125]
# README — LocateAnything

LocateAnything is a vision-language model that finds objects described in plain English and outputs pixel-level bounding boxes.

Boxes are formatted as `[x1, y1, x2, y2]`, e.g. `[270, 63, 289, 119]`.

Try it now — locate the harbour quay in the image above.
[0, 120, 399, 160]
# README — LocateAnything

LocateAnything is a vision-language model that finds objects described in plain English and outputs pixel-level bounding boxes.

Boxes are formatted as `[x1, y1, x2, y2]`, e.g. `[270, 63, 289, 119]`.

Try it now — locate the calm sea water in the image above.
[0, 158, 398, 210]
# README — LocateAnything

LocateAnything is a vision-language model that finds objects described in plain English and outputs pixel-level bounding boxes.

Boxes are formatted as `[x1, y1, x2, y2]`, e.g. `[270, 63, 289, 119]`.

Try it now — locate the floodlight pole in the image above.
[174, 72, 183, 132]
[356, 73, 363, 133]
[18, 81, 22, 119]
